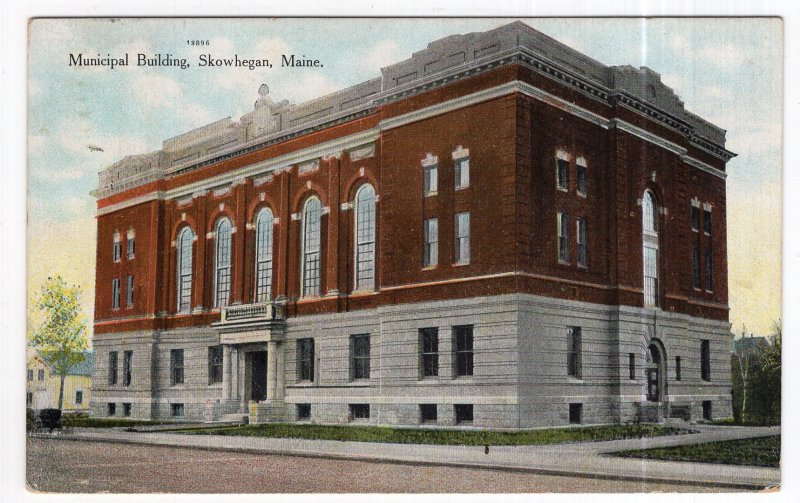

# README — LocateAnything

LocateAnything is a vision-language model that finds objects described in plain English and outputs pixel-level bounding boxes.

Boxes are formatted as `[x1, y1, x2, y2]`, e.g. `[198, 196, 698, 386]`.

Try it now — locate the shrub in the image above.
[39, 408, 62, 431]
[26, 408, 37, 432]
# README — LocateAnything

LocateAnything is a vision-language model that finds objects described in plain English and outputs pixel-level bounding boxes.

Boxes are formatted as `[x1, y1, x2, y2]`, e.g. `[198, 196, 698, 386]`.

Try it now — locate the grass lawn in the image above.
[177, 423, 688, 446]
[611, 435, 780, 468]
[61, 417, 180, 428]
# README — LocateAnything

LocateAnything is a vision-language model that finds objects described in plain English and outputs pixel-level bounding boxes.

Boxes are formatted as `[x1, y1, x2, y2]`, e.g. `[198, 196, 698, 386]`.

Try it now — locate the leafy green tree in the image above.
[30, 276, 89, 410]
[746, 320, 782, 424]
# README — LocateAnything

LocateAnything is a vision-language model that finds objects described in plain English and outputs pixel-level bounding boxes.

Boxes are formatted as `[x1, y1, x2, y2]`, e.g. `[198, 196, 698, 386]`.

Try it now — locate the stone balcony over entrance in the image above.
[212, 301, 287, 345]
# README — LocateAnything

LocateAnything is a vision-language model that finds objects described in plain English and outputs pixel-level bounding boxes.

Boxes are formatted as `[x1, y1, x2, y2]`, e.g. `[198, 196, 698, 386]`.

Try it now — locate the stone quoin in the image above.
[91, 21, 735, 427]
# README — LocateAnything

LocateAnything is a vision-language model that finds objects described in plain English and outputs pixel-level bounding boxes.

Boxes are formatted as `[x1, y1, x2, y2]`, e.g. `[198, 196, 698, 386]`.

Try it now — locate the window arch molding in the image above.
[299, 195, 323, 297]
[253, 206, 275, 302]
[353, 183, 377, 291]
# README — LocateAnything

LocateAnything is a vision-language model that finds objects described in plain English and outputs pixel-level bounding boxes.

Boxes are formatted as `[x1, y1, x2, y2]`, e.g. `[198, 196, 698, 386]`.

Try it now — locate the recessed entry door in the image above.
[250, 350, 268, 402]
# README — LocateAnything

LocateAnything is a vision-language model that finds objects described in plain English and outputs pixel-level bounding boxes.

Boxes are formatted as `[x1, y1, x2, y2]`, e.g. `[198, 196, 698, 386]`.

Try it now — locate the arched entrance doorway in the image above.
[645, 341, 666, 402]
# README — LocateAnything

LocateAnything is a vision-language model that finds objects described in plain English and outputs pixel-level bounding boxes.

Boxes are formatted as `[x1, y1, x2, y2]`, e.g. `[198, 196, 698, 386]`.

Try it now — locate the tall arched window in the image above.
[254, 208, 274, 302]
[301, 197, 322, 297]
[642, 191, 659, 307]
[176, 226, 194, 312]
[214, 218, 232, 307]
[354, 184, 376, 291]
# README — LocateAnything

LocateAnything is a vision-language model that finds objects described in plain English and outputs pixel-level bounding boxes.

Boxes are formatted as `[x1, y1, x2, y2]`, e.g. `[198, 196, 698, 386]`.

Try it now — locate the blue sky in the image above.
[27, 18, 782, 337]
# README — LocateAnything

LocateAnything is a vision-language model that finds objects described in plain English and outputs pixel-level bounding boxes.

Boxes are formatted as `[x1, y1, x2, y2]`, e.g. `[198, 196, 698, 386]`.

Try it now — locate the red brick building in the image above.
[91, 22, 734, 427]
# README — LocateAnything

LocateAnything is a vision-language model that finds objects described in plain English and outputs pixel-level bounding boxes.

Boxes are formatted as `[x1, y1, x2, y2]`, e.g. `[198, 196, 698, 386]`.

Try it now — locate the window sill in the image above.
[557, 259, 571, 266]
[557, 187, 568, 193]
[567, 376, 584, 383]
[350, 289, 377, 297]
[692, 228, 699, 233]
[421, 265, 438, 271]
[207, 383, 222, 388]
[455, 185, 469, 191]
[424, 191, 438, 197]
[293, 380, 315, 386]
[577, 191, 587, 198]
[577, 264, 588, 270]
[452, 261, 470, 267]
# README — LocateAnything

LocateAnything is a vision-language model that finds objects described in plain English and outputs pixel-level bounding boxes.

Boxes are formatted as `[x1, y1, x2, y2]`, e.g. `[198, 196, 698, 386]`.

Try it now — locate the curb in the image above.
[37, 434, 776, 491]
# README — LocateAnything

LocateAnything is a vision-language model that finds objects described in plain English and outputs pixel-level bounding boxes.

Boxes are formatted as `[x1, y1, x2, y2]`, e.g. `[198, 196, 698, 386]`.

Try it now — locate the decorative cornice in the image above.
[96, 191, 164, 217]
[612, 119, 687, 156]
[681, 154, 727, 180]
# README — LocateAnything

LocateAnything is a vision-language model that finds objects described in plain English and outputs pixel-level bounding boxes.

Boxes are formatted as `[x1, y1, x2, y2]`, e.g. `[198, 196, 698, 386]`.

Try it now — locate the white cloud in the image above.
[284, 72, 343, 103]
[698, 45, 748, 68]
[130, 71, 215, 127]
[132, 73, 184, 107]
[254, 37, 291, 58]
[363, 40, 402, 70]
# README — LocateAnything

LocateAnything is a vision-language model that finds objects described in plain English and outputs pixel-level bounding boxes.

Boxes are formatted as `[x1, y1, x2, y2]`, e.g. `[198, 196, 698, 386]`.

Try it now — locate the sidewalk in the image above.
[53, 424, 780, 490]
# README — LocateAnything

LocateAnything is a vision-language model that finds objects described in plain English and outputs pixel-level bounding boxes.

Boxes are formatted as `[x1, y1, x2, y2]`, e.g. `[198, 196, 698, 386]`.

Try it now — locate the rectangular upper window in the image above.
[701, 340, 711, 381]
[126, 275, 134, 308]
[703, 209, 712, 235]
[453, 325, 474, 377]
[122, 350, 132, 387]
[576, 163, 586, 195]
[108, 351, 118, 385]
[350, 334, 370, 380]
[556, 159, 569, 191]
[38, 369, 45, 381]
[171, 349, 185, 386]
[112, 234, 121, 262]
[567, 327, 582, 379]
[423, 218, 438, 268]
[557, 212, 569, 263]
[675, 356, 682, 381]
[419, 327, 439, 378]
[208, 346, 223, 384]
[576, 217, 587, 268]
[111, 278, 120, 310]
[127, 231, 135, 260]
[454, 212, 470, 264]
[692, 246, 701, 289]
[705, 250, 714, 291]
[455, 157, 469, 189]
[297, 338, 315, 382]
[691, 204, 700, 231]
[27, 369, 33, 381]
[75, 391, 83, 405]
[424, 163, 438, 196]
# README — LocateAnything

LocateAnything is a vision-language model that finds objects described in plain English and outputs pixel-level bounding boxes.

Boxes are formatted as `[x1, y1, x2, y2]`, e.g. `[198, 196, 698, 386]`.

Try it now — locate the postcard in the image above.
[25, 17, 781, 494]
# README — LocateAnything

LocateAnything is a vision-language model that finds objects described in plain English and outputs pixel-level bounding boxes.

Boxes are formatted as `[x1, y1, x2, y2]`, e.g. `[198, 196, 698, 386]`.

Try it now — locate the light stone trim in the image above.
[291, 212, 301, 221]
[421, 153, 438, 167]
[340, 202, 354, 211]
[282, 395, 519, 405]
[681, 155, 727, 180]
[380, 271, 617, 293]
[164, 129, 379, 201]
[612, 119, 687, 156]
[691, 197, 700, 208]
[348, 144, 375, 161]
[253, 175, 273, 187]
[298, 159, 320, 174]
[703, 202, 713, 212]
[96, 191, 164, 217]
[451, 145, 469, 160]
